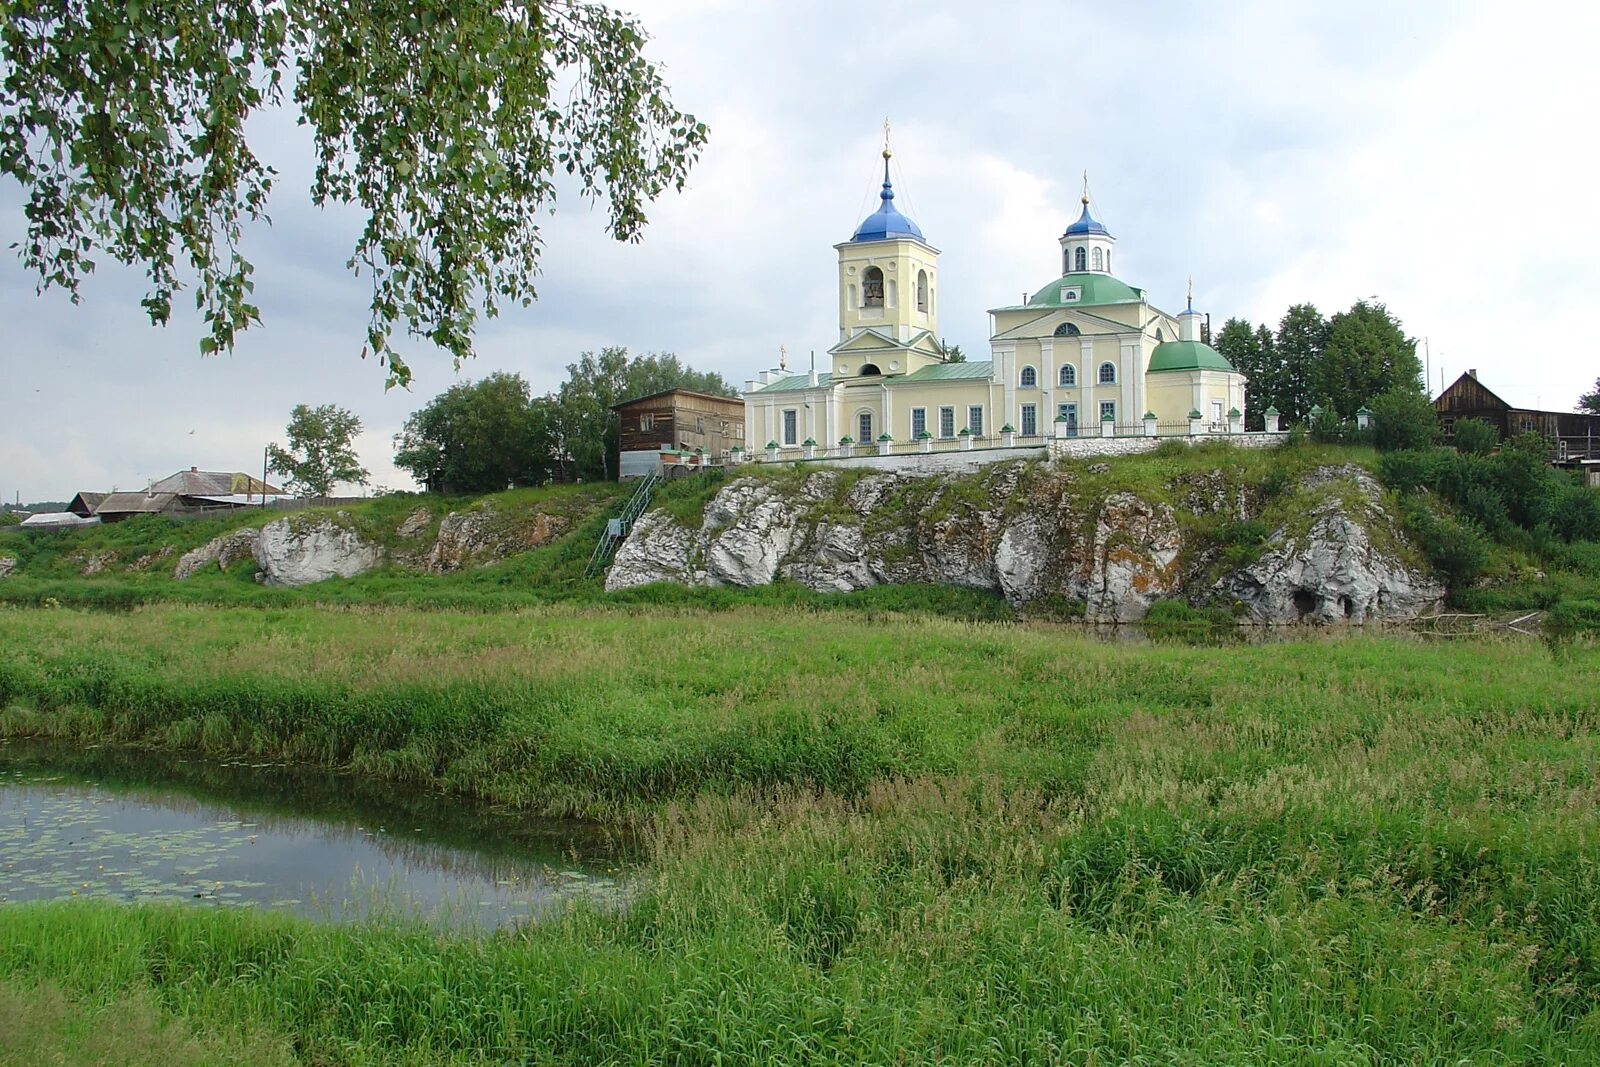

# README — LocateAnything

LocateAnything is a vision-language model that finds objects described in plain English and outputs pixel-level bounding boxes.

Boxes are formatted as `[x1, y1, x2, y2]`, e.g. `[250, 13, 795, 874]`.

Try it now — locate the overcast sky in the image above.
[4, 0, 1598, 503]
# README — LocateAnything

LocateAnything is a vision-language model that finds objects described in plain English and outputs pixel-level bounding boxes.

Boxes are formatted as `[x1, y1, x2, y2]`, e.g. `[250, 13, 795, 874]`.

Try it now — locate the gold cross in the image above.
[883, 117, 892, 159]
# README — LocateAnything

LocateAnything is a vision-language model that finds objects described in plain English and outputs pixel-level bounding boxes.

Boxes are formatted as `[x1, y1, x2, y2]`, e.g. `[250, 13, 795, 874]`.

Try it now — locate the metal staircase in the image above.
[584, 471, 660, 578]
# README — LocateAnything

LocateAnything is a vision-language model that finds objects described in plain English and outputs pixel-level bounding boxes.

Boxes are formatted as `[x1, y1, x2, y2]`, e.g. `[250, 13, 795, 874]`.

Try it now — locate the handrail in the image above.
[584, 470, 660, 578]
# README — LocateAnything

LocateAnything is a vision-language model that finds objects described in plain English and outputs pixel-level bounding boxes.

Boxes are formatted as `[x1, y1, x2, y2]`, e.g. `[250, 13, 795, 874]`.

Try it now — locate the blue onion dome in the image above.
[850, 151, 924, 242]
[1062, 195, 1110, 238]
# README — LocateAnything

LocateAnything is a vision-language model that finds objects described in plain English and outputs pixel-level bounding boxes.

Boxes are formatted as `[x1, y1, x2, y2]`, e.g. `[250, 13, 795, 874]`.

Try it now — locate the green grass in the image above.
[1, 604, 1598, 1061]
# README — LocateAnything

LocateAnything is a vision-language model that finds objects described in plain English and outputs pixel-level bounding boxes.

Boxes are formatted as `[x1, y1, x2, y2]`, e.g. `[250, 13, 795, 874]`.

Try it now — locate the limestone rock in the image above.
[0, 556, 15, 579]
[130, 545, 175, 572]
[425, 508, 569, 573]
[1216, 466, 1443, 624]
[174, 529, 261, 579]
[703, 481, 804, 586]
[606, 509, 706, 590]
[1083, 492, 1183, 622]
[605, 460, 1445, 626]
[79, 552, 117, 576]
[254, 515, 381, 587]
[396, 507, 432, 539]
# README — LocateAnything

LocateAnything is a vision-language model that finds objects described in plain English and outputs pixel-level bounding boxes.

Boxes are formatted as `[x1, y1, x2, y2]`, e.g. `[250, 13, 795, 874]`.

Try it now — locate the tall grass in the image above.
[1, 605, 1598, 1061]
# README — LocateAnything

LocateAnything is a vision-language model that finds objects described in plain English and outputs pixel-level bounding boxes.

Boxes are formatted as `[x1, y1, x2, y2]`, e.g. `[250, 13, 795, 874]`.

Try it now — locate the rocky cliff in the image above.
[606, 460, 1444, 624]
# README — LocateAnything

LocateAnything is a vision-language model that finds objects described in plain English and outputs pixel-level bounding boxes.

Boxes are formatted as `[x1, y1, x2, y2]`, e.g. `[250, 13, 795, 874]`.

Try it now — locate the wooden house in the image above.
[612, 389, 745, 478]
[1434, 371, 1600, 462]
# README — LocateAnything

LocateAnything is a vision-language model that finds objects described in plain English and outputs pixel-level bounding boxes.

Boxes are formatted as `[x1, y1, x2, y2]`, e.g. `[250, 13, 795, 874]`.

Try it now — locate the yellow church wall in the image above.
[834, 237, 940, 376]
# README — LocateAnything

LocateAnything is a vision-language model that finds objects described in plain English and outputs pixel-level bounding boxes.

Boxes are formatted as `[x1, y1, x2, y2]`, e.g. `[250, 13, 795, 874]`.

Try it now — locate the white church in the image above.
[742, 141, 1251, 456]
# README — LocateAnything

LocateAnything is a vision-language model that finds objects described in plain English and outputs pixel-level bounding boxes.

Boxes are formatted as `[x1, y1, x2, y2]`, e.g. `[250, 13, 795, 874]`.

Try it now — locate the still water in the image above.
[0, 740, 630, 928]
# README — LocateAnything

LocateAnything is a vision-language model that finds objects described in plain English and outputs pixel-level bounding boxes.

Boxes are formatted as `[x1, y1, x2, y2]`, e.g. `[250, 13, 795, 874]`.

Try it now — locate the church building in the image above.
[744, 141, 1246, 452]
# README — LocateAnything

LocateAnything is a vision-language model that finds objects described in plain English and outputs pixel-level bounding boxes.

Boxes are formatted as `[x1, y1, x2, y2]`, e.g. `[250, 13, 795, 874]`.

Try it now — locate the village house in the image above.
[612, 389, 745, 478]
[75, 468, 284, 523]
[1434, 371, 1600, 464]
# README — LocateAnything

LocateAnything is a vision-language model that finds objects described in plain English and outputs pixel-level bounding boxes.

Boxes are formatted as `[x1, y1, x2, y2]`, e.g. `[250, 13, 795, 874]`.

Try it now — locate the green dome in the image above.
[1148, 340, 1235, 373]
[1026, 272, 1142, 308]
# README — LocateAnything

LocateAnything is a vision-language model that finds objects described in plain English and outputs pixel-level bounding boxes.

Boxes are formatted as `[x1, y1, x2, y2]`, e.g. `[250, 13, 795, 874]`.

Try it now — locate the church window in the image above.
[916, 270, 929, 312]
[887, 279, 897, 308]
[1058, 364, 1076, 387]
[1020, 365, 1037, 388]
[1021, 404, 1038, 437]
[1054, 321, 1080, 337]
[939, 406, 956, 438]
[1155, 327, 1164, 342]
[858, 411, 874, 442]
[863, 267, 884, 307]
[782, 409, 798, 446]
[1092, 247, 1103, 271]
[1074, 246, 1087, 271]
[967, 405, 984, 437]
[1098, 361, 1117, 385]
[1105, 250, 1111, 272]
[911, 408, 927, 438]
[1100, 401, 1116, 424]
[859, 363, 881, 376]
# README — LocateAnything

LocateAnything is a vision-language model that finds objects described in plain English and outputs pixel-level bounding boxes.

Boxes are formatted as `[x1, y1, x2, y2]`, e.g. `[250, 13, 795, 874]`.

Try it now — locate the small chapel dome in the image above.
[1061, 199, 1110, 238]
[850, 148, 924, 243]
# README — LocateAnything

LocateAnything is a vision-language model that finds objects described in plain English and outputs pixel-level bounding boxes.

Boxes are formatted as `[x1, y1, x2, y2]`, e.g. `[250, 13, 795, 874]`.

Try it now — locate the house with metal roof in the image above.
[79, 468, 287, 522]
[744, 137, 1247, 454]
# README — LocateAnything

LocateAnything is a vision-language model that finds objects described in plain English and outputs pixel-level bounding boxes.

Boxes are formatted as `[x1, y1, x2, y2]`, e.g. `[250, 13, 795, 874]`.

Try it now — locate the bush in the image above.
[1377, 448, 1452, 493]
[1370, 387, 1439, 452]
[1403, 503, 1489, 590]
[1451, 418, 1499, 456]
[1308, 407, 1345, 443]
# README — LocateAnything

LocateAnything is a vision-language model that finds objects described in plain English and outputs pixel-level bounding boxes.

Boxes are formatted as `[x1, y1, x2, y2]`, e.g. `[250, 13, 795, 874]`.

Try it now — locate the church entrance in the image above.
[1057, 402, 1078, 437]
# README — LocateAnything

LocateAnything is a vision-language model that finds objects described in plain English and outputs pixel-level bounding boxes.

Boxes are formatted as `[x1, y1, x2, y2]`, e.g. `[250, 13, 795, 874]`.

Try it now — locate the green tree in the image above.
[1274, 304, 1327, 424]
[0, 2, 706, 387]
[937, 338, 966, 363]
[1369, 386, 1439, 452]
[1314, 300, 1422, 414]
[393, 373, 555, 494]
[1213, 317, 1277, 430]
[1578, 376, 1600, 414]
[267, 403, 367, 499]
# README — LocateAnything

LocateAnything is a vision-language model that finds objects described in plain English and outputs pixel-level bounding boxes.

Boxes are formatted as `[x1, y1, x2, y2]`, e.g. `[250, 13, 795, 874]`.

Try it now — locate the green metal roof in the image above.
[754, 373, 832, 393]
[753, 362, 994, 392]
[1023, 272, 1143, 308]
[1147, 340, 1235, 373]
[900, 361, 994, 382]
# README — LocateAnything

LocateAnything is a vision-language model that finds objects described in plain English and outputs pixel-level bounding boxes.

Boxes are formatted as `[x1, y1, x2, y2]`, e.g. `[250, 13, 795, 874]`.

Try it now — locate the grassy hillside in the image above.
[4, 441, 1599, 626]
[0, 604, 1597, 1061]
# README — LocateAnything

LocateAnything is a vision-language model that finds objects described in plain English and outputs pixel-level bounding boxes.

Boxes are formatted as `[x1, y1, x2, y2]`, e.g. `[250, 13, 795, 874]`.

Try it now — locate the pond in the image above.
[0, 739, 631, 928]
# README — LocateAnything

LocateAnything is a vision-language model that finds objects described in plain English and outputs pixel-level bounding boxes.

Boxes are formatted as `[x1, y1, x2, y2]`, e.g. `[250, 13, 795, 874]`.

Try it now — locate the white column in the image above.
[1120, 336, 1140, 432]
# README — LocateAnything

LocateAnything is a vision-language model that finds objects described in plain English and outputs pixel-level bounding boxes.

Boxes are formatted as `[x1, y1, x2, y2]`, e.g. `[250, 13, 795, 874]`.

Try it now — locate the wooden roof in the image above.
[611, 388, 743, 411]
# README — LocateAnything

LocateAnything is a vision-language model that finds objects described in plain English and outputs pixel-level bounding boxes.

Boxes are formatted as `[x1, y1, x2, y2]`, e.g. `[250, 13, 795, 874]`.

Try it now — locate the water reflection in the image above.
[0, 740, 630, 928]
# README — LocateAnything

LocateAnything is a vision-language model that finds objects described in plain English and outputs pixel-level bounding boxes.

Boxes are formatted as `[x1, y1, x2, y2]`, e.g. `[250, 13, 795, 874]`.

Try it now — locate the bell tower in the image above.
[829, 125, 943, 377]
[1058, 172, 1117, 276]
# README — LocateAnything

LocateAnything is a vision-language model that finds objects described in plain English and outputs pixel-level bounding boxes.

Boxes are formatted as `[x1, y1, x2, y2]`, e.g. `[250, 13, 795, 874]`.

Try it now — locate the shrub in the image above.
[1309, 407, 1345, 443]
[1370, 387, 1440, 452]
[1451, 418, 1499, 456]
[1377, 448, 1452, 493]
[1403, 503, 1489, 590]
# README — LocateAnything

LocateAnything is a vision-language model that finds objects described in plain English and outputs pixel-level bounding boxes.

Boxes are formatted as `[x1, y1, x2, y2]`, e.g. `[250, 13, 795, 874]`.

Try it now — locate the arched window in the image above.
[859, 363, 882, 376]
[1092, 247, 1103, 271]
[1020, 366, 1037, 388]
[1074, 246, 1087, 272]
[862, 266, 884, 308]
[1053, 321, 1080, 337]
[1098, 362, 1116, 385]
[1058, 364, 1076, 387]
[1154, 327, 1164, 342]
[1105, 250, 1111, 273]
[1062, 249, 1071, 274]
[916, 269, 928, 313]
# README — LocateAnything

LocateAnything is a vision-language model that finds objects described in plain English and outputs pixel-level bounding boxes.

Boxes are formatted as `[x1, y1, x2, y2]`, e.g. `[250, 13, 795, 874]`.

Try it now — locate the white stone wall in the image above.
[748, 445, 1050, 475]
[1048, 432, 1285, 461]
